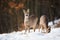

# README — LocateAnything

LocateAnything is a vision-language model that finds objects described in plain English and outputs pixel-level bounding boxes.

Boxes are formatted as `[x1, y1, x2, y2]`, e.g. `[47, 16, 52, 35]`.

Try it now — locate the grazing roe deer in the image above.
[39, 15, 50, 33]
[23, 9, 38, 33]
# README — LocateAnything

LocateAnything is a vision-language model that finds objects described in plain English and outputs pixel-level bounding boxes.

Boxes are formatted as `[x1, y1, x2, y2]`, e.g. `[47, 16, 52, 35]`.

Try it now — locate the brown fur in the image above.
[23, 9, 38, 33]
[39, 15, 50, 33]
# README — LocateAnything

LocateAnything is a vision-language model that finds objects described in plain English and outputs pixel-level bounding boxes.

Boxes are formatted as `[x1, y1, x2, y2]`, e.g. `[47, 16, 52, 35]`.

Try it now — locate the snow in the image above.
[0, 19, 60, 40]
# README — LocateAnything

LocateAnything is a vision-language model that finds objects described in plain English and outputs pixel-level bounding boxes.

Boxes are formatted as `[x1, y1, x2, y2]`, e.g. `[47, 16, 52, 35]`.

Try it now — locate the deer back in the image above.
[29, 15, 38, 27]
[40, 15, 48, 25]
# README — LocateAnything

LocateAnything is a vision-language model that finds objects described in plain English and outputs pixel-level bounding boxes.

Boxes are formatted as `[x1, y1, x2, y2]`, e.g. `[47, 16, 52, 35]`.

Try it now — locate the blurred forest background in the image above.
[0, 0, 60, 33]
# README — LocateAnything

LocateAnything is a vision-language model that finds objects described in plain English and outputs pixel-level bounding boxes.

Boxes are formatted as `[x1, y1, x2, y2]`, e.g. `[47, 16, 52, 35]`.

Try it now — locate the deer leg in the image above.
[41, 25, 45, 33]
[28, 28, 30, 33]
[39, 25, 41, 32]
[33, 27, 35, 32]
[25, 26, 27, 33]
[28, 26, 30, 33]
[46, 28, 49, 33]
[45, 27, 48, 33]
[44, 24, 48, 33]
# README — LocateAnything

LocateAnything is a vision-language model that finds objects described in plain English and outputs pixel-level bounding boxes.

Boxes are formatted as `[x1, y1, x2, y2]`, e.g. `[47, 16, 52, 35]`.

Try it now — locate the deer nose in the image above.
[26, 15, 28, 16]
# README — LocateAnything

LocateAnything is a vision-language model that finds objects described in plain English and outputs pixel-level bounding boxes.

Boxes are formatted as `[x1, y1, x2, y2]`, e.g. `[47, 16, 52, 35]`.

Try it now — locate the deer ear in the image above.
[23, 9, 26, 14]
[27, 9, 29, 13]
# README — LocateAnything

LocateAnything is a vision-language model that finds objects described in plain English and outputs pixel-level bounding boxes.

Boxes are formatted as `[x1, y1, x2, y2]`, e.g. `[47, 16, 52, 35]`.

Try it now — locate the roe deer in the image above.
[23, 9, 38, 33]
[39, 15, 50, 33]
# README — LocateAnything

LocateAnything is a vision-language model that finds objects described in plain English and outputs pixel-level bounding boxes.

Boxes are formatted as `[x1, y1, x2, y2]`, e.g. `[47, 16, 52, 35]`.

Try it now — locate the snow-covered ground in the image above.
[0, 19, 60, 40]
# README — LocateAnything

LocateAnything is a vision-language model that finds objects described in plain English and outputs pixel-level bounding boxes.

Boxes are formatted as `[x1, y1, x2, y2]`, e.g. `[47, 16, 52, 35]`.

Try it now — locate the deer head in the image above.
[23, 9, 29, 14]
[23, 9, 30, 17]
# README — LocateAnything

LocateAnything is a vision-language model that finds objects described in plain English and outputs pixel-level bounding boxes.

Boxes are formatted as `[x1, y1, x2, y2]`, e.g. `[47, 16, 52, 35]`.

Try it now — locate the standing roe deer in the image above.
[39, 15, 51, 33]
[23, 9, 38, 33]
